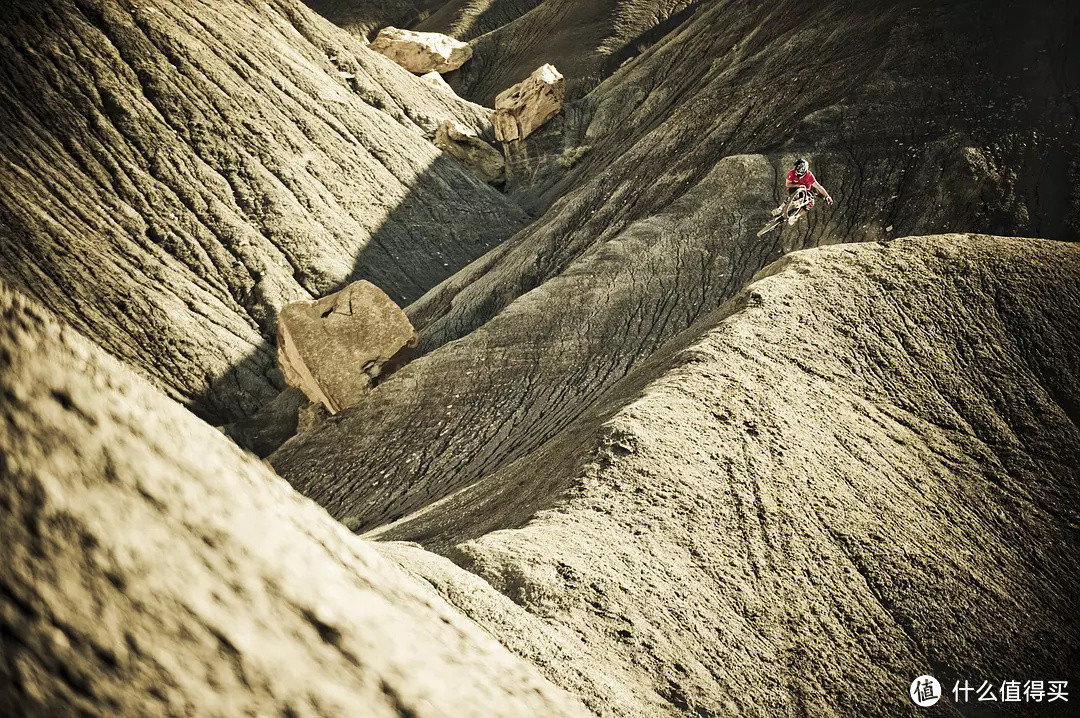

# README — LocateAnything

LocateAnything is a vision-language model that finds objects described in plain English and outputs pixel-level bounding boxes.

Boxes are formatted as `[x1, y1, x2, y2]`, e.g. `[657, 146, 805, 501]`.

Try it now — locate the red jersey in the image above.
[787, 168, 816, 189]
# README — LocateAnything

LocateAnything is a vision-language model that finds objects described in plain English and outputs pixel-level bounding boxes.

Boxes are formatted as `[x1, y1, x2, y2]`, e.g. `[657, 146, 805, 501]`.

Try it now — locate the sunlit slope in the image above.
[377, 234, 1080, 716]
[0, 279, 588, 717]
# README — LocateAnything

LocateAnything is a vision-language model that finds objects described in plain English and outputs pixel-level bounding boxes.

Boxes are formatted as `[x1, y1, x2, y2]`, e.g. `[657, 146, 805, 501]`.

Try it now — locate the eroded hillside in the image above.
[304, 0, 701, 104]
[2, 0, 1079, 715]
[323, 235, 1080, 716]
[0, 0, 525, 423]
[4, 236, 1078, 715]
[274, 0, 1080, 536]
[0, 280, 589, 717]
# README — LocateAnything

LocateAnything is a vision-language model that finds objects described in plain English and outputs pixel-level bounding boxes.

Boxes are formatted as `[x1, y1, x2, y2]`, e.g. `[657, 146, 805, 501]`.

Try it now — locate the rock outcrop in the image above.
[369, 27, 473, 73]
[435, 120, 506, 184]
[0, 0, 526, 424]
[0, 281, 590, 717]
[493, 64, 565, 142]
[277, 281, 417, 413]
[419, 0, 698, 106]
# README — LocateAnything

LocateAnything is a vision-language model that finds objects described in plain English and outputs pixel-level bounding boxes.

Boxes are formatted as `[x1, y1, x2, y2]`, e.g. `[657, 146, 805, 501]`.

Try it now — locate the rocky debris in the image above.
[330, 0, 1078, 523]
[435, 120, 507, 184]
[369, 27, 473, 73]
[413, 0, 698, 106]
[272, 0, 1080, 521]
[317, 236, 1080, 716]
[277, 281, 417, 414]
[0, 0, 527, 424]
[0, 281, 590, 717]
[493, 64, 565, 142]
[421, 70, 455, 93]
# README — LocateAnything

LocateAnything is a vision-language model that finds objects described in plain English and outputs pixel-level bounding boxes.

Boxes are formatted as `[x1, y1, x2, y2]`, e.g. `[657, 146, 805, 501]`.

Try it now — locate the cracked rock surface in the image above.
[277, 280, 417, 413]
[369, 26, 473, 74]
[493, 63, 565, 142]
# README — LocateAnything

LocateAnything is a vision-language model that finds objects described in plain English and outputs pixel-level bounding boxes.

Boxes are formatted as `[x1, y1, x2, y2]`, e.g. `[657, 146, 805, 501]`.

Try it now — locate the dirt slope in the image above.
[273, 0, 1078, 532]
[4, 1, 1079, 714]
[0, 0, 526, 423]
[301, 0, 699, 105]
[5, 235, 1076, 716]
[423, 0, 701, 105]
[373, 235, 1080, 716]
[0, 280, 589, 718]
[299, 0, 442, 36]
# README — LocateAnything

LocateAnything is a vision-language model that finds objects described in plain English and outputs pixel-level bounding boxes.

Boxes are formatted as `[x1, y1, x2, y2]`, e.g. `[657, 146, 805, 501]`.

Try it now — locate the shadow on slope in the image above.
[214, 149, 526, 446]
[0, 0, 526, 424]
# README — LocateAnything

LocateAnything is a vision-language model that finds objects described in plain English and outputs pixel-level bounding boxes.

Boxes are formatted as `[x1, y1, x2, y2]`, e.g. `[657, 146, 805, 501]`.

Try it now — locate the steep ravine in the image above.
[2, 0, 1079, 715]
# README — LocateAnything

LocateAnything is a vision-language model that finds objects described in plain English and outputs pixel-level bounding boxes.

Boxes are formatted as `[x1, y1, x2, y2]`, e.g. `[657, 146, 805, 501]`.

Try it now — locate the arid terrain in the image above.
[2, 0, 1078, 716]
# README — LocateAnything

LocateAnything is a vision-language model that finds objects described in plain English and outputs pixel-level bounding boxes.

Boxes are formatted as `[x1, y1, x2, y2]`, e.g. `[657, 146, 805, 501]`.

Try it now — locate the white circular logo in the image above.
[910, 675, 942, 707]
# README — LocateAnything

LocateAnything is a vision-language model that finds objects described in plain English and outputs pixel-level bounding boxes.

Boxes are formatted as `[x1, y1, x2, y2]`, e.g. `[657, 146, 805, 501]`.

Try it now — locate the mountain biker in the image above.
[773, 159, 834, 223]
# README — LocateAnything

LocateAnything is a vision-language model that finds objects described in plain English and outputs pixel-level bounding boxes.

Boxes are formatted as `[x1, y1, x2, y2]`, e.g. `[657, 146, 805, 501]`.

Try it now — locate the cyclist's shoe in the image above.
[787, 213, 800, 225]
[771, 205, 784, 217]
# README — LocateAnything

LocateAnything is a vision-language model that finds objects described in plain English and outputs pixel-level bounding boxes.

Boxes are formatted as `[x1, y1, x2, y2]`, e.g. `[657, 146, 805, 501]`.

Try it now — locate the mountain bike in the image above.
[757, 186, 816, 236]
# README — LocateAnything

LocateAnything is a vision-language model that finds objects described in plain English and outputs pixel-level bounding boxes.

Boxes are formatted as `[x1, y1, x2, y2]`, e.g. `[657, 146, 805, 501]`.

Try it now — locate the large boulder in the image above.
[276, 281, 416, 414]
[493, 64, 565, 142]
[369, 27, 473, 73]
[434, 120, 506, 184]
